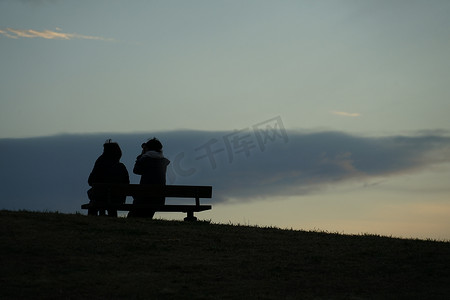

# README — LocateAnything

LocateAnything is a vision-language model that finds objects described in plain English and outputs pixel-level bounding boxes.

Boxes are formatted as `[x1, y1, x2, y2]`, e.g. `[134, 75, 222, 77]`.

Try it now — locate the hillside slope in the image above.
[1, 210, 449, 299]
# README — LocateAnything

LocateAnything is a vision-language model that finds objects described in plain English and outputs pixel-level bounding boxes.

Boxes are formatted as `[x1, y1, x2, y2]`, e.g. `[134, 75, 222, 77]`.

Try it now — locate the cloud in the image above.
[1, 130, 450, 213]
[0, 27, 115, 41]
[0, 29, 16, 39]
[331, 111, 361, 117]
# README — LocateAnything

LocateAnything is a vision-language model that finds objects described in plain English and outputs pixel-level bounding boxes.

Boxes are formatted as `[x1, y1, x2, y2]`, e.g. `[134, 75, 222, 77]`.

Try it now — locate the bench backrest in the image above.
[92, 183, 212, 199]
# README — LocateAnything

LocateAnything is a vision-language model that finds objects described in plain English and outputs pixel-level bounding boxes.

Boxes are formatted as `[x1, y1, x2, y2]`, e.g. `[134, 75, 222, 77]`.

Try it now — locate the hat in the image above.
[142, 137, 163, 152]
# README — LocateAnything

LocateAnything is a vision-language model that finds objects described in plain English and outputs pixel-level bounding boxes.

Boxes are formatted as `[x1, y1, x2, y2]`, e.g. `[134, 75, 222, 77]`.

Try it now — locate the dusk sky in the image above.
[1, 0, 450, 240]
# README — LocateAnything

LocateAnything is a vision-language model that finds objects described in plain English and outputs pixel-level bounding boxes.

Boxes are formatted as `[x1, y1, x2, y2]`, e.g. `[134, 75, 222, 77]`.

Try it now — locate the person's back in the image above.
[87, 140, 130, 217]
[89, 155, 129, 185]
[128, 138, 170, 218]
[133, 150, 170, 185]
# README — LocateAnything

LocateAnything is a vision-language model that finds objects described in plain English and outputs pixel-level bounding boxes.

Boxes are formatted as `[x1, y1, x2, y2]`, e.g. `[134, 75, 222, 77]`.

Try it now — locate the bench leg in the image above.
[184, 211, 197, 222]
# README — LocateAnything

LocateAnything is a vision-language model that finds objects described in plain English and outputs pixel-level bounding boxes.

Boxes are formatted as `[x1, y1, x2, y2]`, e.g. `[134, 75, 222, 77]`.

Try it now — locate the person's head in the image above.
[142, 137, 163, 153]
[103, 139, 122, 161]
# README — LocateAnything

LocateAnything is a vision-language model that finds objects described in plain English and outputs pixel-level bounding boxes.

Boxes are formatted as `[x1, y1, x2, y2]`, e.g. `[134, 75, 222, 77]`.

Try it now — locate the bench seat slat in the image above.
[81, 203, 212, 212]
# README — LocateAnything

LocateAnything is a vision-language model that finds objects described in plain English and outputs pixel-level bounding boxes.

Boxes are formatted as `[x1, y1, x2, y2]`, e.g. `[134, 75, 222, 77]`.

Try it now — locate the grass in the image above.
[1, 210, 449, 299]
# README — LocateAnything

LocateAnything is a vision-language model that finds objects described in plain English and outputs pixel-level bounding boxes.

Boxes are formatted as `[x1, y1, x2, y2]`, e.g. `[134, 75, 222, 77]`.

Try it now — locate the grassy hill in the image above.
[1, 210, 449, 299]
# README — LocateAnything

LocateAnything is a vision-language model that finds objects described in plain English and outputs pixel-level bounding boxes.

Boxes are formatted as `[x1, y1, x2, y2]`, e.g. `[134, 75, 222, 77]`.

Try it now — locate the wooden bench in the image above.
[81, 184, 212, 221]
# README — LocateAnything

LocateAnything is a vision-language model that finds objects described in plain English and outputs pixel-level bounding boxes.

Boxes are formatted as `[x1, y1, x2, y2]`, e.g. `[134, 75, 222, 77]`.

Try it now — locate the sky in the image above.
[1, 0, 450, 240]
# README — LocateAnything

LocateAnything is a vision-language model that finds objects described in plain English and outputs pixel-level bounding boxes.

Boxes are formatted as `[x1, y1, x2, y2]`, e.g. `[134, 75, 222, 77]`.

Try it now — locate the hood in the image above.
[142, 150, 165, 159]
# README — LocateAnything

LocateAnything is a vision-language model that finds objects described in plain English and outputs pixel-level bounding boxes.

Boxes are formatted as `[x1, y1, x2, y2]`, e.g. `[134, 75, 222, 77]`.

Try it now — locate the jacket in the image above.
[133, 151, 170, 185]
[88, 155, 130, 186]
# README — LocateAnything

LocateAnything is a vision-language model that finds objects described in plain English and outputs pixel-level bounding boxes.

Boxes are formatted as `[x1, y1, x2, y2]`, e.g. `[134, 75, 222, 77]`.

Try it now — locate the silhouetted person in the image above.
[87, 140, 130, 217]
[128, 138, 170, 218]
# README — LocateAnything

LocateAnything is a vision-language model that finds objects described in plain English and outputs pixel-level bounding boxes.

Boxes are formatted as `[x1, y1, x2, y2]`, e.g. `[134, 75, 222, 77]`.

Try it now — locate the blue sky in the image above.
[1, 0, 450, 239]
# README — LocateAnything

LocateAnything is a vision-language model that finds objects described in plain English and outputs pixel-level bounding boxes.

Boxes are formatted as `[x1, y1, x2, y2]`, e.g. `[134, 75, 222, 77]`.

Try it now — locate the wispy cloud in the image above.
[331, 111, 361, 117]
[0, 29, 16, 39]
[0, 27, 115, 42]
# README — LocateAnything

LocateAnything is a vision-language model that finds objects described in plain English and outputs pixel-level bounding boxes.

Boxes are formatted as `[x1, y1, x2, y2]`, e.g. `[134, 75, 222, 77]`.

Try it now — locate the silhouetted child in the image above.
[128, 138, 170, 218]
[87, 140, 130, 217]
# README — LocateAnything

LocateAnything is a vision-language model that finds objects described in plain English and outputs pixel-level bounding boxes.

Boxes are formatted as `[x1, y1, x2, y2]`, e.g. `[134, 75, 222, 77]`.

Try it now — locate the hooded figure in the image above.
[87, 140, 130, 217]
[128, 138, 170, 218]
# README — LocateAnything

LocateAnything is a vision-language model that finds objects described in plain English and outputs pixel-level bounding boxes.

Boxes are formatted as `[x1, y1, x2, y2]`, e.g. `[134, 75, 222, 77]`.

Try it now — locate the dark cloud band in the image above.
[1, 130, 449, 212]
